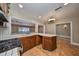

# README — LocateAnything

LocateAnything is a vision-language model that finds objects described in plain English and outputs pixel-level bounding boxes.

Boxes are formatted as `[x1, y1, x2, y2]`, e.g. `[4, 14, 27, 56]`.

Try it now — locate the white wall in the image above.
[45, 23, 56, 34]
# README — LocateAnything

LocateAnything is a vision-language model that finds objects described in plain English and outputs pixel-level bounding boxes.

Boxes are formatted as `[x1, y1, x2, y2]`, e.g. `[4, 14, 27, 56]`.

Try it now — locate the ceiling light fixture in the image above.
[64, 3, 68, 5]
[48, 18, 55, 22]
[18, 4, 23, 8]
[48, 17, 55, 22]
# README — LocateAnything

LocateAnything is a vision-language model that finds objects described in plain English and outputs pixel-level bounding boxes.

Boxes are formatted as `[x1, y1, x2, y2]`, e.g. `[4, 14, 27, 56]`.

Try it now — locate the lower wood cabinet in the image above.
[42, 36, 57, 51]
[20, 35, 57, 54]
[20, 35, 36, 53]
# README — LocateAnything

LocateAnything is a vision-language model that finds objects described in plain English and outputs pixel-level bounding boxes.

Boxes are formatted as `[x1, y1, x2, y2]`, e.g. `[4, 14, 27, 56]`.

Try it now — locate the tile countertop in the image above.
[0, 33, 56, 40]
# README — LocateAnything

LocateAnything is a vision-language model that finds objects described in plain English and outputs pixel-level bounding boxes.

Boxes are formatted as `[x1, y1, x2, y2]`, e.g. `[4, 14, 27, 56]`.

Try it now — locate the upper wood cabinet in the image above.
[0, 3, 9, 14]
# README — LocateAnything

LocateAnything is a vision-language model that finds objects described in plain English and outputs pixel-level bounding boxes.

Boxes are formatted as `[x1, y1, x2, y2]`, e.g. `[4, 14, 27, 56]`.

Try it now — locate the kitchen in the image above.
[0, 3, 79, 56]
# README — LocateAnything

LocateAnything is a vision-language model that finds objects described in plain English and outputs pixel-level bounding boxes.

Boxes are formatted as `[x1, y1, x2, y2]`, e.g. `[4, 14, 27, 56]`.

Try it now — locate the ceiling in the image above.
[10, 3, 79, 23]
[11, 3, 64, 16]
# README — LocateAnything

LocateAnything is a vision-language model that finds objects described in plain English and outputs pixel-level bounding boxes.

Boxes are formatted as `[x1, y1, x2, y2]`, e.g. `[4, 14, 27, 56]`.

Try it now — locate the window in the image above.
[11, 24, 35, 34]
[19, 27, 30, 34]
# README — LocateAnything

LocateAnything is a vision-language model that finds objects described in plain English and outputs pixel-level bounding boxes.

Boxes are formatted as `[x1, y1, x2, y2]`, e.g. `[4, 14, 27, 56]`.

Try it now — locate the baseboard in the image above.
[56, 35, 70, 38]
[71, 42, 79, 46]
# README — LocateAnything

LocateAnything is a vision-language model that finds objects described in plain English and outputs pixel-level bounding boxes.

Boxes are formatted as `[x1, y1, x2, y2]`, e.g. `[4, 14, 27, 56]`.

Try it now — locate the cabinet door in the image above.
[30, 36, 36, 47]
[42, 36, 57, 51]
[36, 35, 42, 45]
[42, 37, 51, 50]
[20, 37, 31, 53]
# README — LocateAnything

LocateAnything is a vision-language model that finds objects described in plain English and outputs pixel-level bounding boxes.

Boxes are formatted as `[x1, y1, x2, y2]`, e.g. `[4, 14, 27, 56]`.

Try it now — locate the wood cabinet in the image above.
[0, 3, 9, 14]
[20, 35, 57, 54]
[42, 36, 57, 51]
[20, 35, 36, 53]
[36, 35, 42, 45]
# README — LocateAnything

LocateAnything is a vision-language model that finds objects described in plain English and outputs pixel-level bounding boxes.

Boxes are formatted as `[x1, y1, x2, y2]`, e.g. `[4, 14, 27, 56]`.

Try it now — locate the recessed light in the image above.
[64, 3, 68, 5]
[18, 4, 23, 8]
[38, 16, 42, 19]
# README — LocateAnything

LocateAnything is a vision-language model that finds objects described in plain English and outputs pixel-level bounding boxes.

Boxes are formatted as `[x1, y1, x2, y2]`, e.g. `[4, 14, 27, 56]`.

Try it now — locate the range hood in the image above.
[0, 10, 8, 22]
